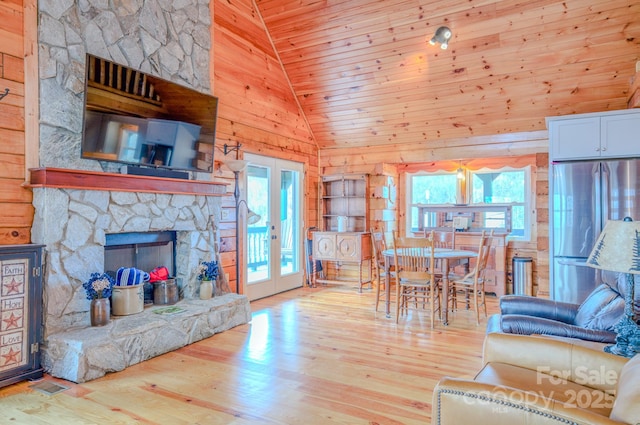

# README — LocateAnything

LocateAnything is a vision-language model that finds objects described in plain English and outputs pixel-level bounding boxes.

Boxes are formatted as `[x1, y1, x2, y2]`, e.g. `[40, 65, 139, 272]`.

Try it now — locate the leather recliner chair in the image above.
[486, 273, 634, 343]
[433, 332, 640, 424]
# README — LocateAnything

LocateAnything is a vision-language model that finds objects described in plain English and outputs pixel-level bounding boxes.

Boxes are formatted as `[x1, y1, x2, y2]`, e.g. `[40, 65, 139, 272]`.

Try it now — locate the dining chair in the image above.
[371, 229, 395, 312]
[424, 228, 456, 281]
[426, 228, 455, 249]
[449, 230, 493, 325]
[393, 232, 440, 327]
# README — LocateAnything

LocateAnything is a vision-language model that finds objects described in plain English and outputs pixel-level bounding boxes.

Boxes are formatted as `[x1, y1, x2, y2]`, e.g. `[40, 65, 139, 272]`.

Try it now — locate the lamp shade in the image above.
[247, 209, 261, 225]
[225, 159, 250, 173]
[586, 218, 640, 274]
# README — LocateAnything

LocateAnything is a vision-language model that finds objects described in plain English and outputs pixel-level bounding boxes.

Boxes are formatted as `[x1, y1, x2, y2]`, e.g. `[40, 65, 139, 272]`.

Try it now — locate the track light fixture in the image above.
[429, 26, 452, 50]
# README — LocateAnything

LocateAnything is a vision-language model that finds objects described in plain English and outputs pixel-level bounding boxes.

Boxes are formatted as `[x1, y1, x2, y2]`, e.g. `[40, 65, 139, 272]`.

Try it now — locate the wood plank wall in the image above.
[212, 0, 319, 293]
[0, 0, 32, 246]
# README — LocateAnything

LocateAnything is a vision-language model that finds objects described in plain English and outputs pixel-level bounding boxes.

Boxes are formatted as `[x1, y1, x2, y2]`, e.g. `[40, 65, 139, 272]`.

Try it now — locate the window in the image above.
[407, 173, 458, 232]
[406, 166, 531, 240]
[469, 167, 530, 239]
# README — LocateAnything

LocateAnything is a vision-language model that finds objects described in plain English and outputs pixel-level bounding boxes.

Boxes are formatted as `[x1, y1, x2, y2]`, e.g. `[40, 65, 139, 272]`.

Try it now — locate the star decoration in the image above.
[2, 312, 22, 330]
[2, 347, 21, 366]
[3, 277, 23, 295]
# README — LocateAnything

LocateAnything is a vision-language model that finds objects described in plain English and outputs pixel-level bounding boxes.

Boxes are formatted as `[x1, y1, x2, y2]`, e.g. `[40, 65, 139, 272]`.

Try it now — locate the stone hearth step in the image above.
[43, 294, 251, 383]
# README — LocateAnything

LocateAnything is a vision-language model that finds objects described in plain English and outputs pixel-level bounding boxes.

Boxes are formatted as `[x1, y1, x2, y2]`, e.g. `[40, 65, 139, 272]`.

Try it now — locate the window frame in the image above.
[405, 170, 460, 235]
[468, 165, 531, 241]
[404, 165, 532, 241]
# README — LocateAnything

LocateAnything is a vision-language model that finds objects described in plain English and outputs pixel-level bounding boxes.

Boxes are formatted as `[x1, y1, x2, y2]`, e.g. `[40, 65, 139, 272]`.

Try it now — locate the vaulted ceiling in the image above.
[254, 0, 640, 150]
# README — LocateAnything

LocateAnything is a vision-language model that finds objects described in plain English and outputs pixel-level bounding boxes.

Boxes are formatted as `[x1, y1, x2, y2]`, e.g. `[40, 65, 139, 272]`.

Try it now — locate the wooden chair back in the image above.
[393, 232, 436, 285]
[460, 230, 493, 281]
[371, 230, 387, 268]
[426, 229, 455, 249]
[392, 231, 439, 326]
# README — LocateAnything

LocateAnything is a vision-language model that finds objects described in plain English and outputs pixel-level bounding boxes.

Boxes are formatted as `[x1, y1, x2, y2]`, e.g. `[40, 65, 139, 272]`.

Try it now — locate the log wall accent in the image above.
[535, 152, 550, 298]
[0, 0, 31, 245]
[629, 69, 640, 108]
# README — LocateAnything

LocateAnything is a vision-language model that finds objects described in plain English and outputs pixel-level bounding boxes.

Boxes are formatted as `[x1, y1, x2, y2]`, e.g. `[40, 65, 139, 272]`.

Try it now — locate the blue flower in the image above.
[197, 261, 219, 281]
[83, 272, 115, 300]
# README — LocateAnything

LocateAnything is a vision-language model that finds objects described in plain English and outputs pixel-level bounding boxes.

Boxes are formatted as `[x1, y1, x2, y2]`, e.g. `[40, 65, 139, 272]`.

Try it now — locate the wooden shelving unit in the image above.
[321, 173, 369, 232]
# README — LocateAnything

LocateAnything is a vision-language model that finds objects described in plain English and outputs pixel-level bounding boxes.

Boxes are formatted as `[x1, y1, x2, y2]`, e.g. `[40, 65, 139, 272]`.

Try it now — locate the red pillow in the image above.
[149, 266, 169, 282]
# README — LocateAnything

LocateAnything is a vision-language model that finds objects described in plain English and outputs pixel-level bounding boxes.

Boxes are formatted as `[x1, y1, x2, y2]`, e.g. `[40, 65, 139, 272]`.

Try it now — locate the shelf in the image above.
[321, 173, 369, 232]
[27, 167, 228, 196]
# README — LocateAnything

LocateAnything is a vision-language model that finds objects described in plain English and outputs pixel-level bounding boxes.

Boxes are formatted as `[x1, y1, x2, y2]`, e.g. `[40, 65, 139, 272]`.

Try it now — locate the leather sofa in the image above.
[433, 333, 640, 424]
[486, 273, 630, 343]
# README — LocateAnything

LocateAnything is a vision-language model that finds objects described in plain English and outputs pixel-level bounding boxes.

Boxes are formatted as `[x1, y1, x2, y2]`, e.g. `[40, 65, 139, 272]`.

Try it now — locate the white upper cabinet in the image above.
[547, 109, 640, 161]
[601, 113, 640, 158]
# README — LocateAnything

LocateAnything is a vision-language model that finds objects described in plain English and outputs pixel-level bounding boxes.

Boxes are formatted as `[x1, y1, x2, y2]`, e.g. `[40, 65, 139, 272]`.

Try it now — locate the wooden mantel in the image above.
[27, 168, 228, 196]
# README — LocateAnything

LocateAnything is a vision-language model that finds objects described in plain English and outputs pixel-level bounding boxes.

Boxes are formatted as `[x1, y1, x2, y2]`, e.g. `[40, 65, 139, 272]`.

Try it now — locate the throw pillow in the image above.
[574, 284, 624, 331]
[610, 353, 640, 423]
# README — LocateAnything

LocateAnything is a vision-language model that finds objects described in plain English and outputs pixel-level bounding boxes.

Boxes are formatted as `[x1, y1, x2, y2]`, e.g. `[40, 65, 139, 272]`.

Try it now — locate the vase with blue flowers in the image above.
[83, 272, 115, 326]
[197, 260, 219, 300]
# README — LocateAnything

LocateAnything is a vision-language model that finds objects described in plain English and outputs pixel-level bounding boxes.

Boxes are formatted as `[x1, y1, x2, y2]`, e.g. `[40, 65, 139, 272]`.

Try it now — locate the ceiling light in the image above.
[429, 26, 452, 50]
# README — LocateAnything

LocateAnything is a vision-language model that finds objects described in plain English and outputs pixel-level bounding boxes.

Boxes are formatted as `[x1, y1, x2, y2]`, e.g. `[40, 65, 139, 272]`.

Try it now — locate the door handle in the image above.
[557, 259, 588, 267]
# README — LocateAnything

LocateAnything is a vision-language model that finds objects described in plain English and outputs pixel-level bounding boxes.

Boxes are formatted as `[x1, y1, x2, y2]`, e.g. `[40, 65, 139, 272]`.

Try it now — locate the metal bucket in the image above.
[153, 279, 178, 305]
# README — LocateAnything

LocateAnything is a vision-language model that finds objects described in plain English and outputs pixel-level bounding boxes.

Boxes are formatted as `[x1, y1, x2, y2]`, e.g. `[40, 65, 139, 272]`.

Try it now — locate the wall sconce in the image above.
[223, 143, 241, 156]
[429, 26, 452, 50]
[456, 167, 465, 180]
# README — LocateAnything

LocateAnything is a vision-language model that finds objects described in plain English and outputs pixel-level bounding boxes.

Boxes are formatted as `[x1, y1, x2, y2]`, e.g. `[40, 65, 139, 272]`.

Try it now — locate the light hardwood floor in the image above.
[0, 284, 499, 424]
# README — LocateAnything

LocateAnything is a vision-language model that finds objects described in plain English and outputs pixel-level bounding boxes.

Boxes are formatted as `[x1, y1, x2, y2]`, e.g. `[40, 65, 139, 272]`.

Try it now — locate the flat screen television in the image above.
[81, 54, 218, 175]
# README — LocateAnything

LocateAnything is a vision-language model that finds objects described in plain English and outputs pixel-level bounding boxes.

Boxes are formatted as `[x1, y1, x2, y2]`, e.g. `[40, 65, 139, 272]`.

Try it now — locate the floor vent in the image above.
[29, 381, 69, 396]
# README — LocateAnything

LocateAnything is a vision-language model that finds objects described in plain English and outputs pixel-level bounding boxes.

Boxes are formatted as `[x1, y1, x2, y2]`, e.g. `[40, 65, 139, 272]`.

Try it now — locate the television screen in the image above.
[81, 54, 218, 173]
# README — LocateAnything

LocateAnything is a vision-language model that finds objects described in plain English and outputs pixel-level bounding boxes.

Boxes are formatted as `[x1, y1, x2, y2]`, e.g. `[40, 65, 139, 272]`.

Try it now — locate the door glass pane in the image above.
[247, 165, 270, 283]
[280, 169, 299, 275]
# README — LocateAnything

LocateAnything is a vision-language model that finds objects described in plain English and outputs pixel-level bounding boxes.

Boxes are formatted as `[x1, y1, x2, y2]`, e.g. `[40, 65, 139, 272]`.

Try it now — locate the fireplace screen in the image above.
[104, 231, 176, 278]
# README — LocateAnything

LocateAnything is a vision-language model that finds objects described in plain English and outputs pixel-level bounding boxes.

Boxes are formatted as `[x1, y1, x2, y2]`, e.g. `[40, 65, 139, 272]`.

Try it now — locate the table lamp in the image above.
[586, 217, 640, 357]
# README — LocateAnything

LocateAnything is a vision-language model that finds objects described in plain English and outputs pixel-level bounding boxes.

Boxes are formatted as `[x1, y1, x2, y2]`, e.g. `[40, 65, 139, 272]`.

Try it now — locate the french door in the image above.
[243, 154, 304, 300]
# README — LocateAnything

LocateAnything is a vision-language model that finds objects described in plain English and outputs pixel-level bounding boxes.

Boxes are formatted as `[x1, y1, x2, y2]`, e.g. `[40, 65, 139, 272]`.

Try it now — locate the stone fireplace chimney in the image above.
[29, 2, 251, 382]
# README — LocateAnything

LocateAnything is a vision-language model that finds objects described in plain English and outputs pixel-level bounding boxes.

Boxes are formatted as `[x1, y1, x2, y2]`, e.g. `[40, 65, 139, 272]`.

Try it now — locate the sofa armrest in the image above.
[482, 333, 627, 393]
[499, 314, 617, 343]
[433, 377, 621, 425]
[499, 295, 579, 324]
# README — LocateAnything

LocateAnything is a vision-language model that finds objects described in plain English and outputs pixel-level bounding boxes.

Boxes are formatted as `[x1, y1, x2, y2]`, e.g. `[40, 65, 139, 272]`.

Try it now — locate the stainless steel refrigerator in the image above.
[550, 159, 640, 304]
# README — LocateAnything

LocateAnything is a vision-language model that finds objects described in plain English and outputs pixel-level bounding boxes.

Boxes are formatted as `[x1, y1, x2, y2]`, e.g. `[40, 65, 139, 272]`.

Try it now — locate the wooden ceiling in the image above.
[254, 0, 640, 150]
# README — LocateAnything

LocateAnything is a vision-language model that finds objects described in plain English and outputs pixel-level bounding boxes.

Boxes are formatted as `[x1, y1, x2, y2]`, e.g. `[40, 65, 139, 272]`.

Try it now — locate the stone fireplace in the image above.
[30, 169, 251, 383]
[31, 171, 228, 337]
[30, 3, 252, 382]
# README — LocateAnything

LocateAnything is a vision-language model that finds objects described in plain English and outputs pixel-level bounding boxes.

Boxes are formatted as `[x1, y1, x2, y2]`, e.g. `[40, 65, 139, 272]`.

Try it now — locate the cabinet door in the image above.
[335, 234, 361, 261]
[601, 114, 640, 158]
[313, 233, 336, 260]
[549, 117, 600, 160]
[0, 246, 43, 388]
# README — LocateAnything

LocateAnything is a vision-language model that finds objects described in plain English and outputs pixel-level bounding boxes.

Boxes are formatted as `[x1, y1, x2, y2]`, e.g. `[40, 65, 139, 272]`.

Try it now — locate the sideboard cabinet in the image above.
[311, 231, 372, 292]
[0, 244, 44, 388]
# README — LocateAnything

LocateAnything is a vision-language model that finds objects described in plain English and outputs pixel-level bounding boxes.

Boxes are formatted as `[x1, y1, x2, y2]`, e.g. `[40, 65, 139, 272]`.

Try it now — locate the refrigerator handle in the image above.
[600, 163, 609, 227]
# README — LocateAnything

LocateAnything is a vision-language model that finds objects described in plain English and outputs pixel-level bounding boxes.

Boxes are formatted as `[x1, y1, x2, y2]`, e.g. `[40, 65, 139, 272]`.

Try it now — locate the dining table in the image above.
[382, 247, 478, 325]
